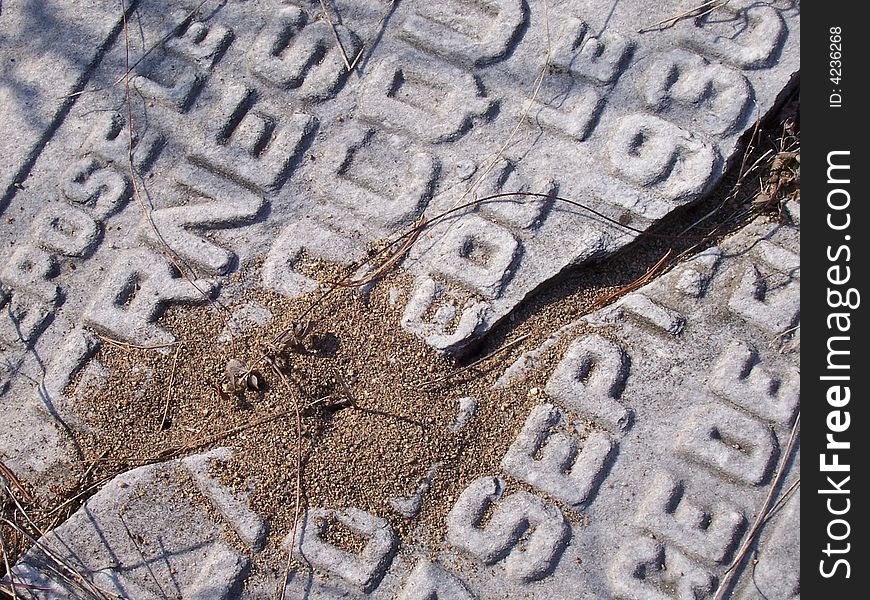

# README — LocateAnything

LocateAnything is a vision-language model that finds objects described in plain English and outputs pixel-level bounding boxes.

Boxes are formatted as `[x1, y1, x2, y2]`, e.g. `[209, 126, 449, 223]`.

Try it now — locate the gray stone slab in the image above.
[0, 0, 129, 209]
[9, 448, 264, 599]
[267, 205, 799, 599]
[7, 206, 799, 598]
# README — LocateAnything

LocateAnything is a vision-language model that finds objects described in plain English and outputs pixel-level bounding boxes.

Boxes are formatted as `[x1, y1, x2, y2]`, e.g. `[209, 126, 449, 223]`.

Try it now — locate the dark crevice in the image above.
[458, 83, 800, 365]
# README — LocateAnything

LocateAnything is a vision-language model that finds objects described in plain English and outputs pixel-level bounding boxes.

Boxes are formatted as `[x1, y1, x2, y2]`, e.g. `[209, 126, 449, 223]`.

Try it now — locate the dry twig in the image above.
[42, 477, 112, 523]
[422, 334, 530, 389]
[759, 478, 800, 527]
[638, 0, 728, 33]
[317, 0, 357, 72]
[94, 333, 185, 351]
[118, 0, 241, 356]
[0, 463, 32, 505]
[0, 522, 20, 600]
[60, 0, 212, 99]
[352, 0, 398, 71]
[445, 0, 553, 215]
[594, 249, 674, 308]
[0, 517, 112, 600]
[713, 413, 800, 599]
[158, 344, 182, 431]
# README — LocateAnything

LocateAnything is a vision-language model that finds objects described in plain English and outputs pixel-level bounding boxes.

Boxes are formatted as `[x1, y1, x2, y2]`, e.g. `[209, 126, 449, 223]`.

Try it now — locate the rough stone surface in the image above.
[10, 449, 263, 599]
[1, 0, 799, 597]
[7, 209, 799, 598]
[481, 208, 800, 600]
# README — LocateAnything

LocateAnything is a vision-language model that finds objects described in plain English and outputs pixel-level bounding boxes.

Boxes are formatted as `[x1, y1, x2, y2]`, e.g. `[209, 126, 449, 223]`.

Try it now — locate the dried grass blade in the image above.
[0, 462, 32, 504]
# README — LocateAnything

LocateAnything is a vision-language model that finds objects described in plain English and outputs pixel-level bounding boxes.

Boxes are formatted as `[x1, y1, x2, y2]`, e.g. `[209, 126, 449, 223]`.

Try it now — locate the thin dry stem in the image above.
[42, 477, 112, 521]
[272, 365, 303, 600]
[4, 486, 45, 542]
[0, 525, 19, 600]
[118, 511, 167, 598]
[329, 216, 427, 289]
[422, 334, 529, 389]
[713, 413, 801, 599]
[94, 333, 186, 351]
[445, 0, 553, 215]
[243, 187, 712, 385]
[168, 409, 295, 459]
[318, 0, 353, 72]
[158, 344, 182, 431]
[638, 0, 728, 33]
[0, 463, 32, 505]
[736, 115, 764, 185]
[759, 478, 799, 529]
[0, 517, 111, 600]
[348, 0, 398, 72]
[59, 0, 212, 100]
[596, 249, 674, 308]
